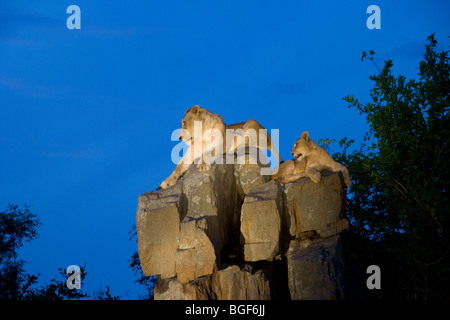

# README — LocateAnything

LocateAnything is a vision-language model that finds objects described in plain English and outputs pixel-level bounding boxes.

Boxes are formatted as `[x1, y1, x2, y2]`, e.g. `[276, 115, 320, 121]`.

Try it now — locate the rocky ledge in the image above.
[136, 155, 352, 299]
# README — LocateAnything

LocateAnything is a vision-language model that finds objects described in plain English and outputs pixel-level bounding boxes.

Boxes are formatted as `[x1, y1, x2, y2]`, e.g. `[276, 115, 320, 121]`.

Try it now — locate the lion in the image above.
[159, 105, 283, 189]
[271, 131, 352, 187]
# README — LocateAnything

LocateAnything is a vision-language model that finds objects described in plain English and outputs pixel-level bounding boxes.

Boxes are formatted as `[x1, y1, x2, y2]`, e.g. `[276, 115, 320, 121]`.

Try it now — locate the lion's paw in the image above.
[160, 176, 176, 189]
[310, 171, 321, 183]
[197, 163, 211, 172]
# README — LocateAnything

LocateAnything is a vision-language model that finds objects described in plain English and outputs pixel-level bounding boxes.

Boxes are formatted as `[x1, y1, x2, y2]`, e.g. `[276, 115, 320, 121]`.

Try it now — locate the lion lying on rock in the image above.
[160, 105, 283, 189]
[271, 131, 352, 187]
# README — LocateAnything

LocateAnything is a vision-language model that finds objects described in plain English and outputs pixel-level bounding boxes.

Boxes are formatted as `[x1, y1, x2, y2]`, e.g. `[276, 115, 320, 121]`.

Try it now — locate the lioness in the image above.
[160, 105, 283, 189]
[271, 131, 352, 187]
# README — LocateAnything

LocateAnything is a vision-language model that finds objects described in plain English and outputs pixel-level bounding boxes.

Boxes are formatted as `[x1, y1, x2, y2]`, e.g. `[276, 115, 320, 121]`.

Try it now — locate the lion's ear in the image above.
[189, 105, 201, 118]
[301, 131, 309, 141]
[184, 108, 191, 116]
[191, 105, 200, 114]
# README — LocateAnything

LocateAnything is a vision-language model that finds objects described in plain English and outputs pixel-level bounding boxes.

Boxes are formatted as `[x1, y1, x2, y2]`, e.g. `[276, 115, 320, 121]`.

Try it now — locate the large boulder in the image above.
[284, 172, 345, 238]
[212, 264, 271, 300]
[136, 160, 240, 283]
[233, 149, 271, 197]
[154, 264, 271, 300]
[154, 275, 213, 300]
[176, 161, 239, 282]
[240, 180, 285, 262]
[181, 159, 239, 261]
[287, 235, 346, 300]
[175, 218, 217, 283]
[136, 184, 183, 279]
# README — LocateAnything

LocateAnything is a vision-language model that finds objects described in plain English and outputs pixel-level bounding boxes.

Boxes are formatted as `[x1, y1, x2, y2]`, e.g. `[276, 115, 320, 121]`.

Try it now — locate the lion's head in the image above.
[291, 131, 313, 161]
[179, 105, 203, 143]
[179, 105, 225, 144]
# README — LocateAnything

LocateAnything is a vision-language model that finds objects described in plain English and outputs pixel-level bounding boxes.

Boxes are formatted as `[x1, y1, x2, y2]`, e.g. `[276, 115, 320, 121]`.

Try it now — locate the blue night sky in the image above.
[1, 1, 449, 299]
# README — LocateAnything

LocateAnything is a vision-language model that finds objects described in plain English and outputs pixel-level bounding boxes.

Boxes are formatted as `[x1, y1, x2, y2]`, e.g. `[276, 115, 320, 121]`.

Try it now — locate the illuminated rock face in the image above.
[240, 180, 284, 262]
[284, 172, 346, 237]
[137, 158, 350, 300]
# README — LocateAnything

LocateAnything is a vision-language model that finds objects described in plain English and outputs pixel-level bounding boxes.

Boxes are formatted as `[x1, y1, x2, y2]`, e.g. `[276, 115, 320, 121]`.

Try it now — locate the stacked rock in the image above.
[136, 154, 349, 300]
[284, 172, 349, 299]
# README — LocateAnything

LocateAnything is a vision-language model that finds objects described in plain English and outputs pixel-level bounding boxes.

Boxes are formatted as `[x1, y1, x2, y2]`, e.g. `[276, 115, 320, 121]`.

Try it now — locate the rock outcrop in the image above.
[136, 155, 351, 300]
[240, 180, 284, 262]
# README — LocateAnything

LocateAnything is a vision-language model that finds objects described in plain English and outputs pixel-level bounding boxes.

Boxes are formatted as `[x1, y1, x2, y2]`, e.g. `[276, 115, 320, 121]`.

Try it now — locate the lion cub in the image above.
[271, 131, 352, 187]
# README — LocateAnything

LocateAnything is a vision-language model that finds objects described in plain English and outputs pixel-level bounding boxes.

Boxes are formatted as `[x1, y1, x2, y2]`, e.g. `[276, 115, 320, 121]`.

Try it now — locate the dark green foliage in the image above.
[92, 285, 120, 300]
[1, 204, 118, 300]
[0, 204, 40, 299]
[24, 264, 89, 300]
[320, 34, 450, 299]
[0, 204, 40, 263]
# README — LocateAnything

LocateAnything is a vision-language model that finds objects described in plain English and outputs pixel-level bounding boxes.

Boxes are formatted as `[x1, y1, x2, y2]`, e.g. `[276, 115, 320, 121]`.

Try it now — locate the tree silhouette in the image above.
[0, 203, 40, 299]
[320, 34, 449, 299]
[0, 203, 118, 300]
